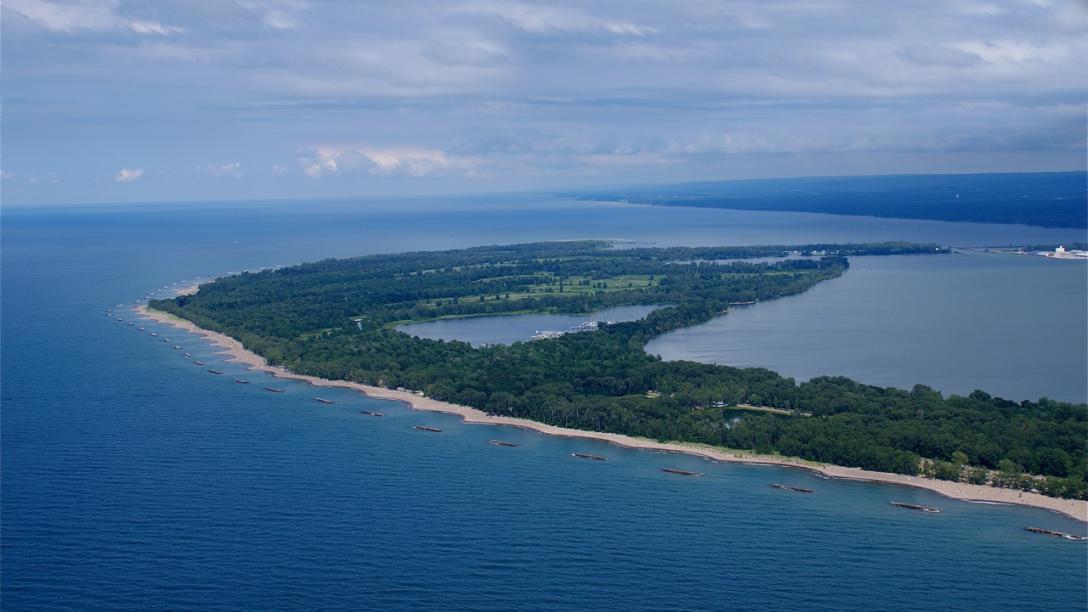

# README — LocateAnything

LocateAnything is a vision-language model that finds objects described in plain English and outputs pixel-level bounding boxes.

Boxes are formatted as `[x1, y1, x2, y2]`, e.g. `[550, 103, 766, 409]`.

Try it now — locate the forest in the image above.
[150, 241, 1087, 499]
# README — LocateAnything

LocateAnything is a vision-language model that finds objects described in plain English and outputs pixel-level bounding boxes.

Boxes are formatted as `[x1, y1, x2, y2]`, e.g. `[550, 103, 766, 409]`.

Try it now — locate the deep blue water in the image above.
[3, 196, 1086, 610]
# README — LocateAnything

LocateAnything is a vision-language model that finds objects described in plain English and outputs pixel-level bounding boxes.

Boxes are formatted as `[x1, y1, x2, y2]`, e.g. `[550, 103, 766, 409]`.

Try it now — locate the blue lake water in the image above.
[3, 195, 1086, 610]
[648, 251, 1088, 403]
[398, 304, 661, 347]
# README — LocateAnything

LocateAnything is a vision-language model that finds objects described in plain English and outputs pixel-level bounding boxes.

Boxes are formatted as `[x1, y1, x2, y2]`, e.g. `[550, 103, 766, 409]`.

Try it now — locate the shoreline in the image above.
[137, 300, 1087, 523]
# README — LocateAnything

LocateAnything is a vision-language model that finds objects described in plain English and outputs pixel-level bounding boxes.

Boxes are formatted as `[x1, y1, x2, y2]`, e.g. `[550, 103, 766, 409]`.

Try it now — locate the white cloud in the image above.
[298, 145, 479, 178]
[236, 0, 309, 30]
[114, 168, 144, 182]
[4, 0, 180, 34]
[949, 39, 1071, 65]
[127, 20, 182, 35]
[198, 162, 244, 179]
[0, 170, 15, 180]
[461, 2, 655, 35]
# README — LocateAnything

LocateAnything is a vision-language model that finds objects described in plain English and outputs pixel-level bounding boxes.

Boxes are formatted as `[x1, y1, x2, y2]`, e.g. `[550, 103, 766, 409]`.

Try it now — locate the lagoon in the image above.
[398, 304, 661, 347]
[647, 250, 1088, 403]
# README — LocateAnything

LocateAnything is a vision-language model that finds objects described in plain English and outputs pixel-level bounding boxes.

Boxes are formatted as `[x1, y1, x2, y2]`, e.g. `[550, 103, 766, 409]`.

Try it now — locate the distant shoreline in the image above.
[138, 293, 1087, 524]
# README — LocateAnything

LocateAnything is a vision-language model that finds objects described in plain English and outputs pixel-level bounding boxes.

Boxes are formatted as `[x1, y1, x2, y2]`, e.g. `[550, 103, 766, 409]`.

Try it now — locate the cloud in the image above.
[198, 162, 244, 179]
[0, 170, 15, 180]
[2, 0, 1086, 204]
[236, 0, 309, 30]
[949, 39, 1072, 66]
[114, 168, 144, 182]
[3, 0, 180, 34]
[297, 146, 479, 178]
[460, 2, 655, 35]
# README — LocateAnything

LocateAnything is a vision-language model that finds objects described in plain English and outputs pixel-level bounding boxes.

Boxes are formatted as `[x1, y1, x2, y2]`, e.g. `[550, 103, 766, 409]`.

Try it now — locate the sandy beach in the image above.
[137, 299, 1088, 523]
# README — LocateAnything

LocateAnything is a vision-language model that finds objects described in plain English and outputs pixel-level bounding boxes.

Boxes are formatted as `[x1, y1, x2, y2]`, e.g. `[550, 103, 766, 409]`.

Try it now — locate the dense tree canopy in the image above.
[151, 241, 1087, 499]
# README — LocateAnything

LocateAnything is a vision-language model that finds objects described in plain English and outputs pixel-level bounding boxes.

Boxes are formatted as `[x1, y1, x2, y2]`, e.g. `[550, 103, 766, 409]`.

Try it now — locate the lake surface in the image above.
[3, 195, 1086, 609]
[398, 304, 661, 347]
[648, 251, 1088, 403]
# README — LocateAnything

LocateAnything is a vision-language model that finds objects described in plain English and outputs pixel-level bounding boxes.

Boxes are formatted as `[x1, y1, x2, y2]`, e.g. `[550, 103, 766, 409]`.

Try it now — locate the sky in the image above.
[1, 0, 1085, 205]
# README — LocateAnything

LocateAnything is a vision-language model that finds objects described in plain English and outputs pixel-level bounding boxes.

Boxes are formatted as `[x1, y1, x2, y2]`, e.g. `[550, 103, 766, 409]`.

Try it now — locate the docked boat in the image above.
[313, 397, 335, 405]
[207, 369, 223, 375]
[412, 425, 442, 432]
[234, 379, 250, 384]
[359, 410, 384, 417]
[1024, 527, 1087, 541]
[572, 452, 607, 461]
[771, 483, 813, 493]
[489, 440, 518, 447]
[193, 360, 206, 366]
[662, 467, 703, 477]
[890, 502, 940, 513]
[265, 387, 285, 393]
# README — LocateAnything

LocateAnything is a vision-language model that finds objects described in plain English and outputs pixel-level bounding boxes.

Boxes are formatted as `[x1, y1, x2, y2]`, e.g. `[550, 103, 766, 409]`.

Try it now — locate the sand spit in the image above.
[136, 304, 1087, 523]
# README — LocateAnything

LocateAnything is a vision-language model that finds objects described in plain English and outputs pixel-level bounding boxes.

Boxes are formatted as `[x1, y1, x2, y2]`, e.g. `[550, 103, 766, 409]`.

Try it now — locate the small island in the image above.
[147, 241, 1087, 517]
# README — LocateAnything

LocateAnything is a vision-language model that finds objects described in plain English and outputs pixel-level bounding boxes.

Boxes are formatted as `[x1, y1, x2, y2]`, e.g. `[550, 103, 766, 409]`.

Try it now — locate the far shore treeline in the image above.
[150, 241, 1087, 499]
[578, 172, 1088, 229]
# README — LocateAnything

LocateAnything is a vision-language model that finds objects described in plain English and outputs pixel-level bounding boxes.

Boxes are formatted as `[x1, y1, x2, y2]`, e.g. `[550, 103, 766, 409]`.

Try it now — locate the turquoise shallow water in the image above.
[2, 196, 1086, 610]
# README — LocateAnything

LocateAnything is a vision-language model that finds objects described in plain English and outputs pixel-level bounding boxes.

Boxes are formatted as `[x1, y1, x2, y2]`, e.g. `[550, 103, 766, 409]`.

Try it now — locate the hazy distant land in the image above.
[579, 172, 1088, 229]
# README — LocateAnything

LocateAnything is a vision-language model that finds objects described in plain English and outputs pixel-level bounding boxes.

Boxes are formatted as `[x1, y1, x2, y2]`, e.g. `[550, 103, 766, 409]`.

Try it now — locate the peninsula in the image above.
[146, 241, 1087, 519]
